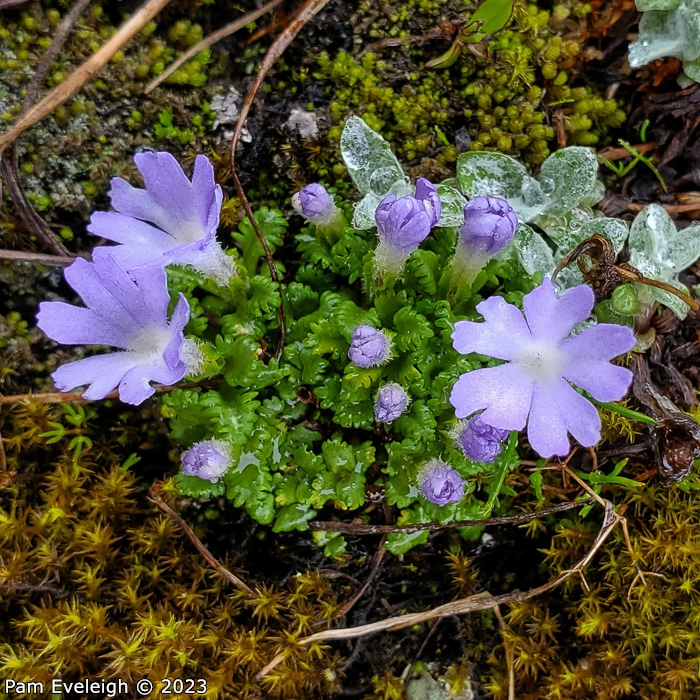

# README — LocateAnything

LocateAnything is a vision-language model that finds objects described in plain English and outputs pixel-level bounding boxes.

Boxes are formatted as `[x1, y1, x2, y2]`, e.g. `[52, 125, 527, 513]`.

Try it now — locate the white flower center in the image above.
[514, 340, 563, 385]
[176, 221, 206, 243]
[129, 326, 172, 358]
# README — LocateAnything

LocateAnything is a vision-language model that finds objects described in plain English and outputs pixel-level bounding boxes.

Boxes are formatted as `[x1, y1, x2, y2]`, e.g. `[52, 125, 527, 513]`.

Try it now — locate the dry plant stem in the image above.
[0, 249, 78, 266]
[148, 485, 254, 595]
[335, 536, 386, 619]
[257, 496, 622, 679]
[144, 0, 286, 94]
[0, 0, 172, 158]
[0, 379, 210, 406]
[493, 605, 515, 700]
[230, 168, 287, 360]
[310, 500, 584, 535]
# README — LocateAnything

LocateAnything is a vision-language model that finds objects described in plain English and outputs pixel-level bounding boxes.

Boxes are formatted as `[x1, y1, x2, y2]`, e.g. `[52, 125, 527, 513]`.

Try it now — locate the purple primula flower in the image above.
[348, 324, 391, 368]
[36, 256, 189, 405]
[375, 383, 409, 423]
[418, 459, 464, 506]
[88, 151, 234, 285]
[182, 440, 232, 482]
[455, 414, 509, 463]
[451, 196, 518, 286]
[449, 278, 636, 458]
[415, 178, 442, 228]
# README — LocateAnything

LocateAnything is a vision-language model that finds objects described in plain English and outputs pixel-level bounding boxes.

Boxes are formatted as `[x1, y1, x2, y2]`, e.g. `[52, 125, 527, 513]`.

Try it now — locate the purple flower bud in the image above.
[292, 183, 338, 223]
[415, 178, 442, 227]
[375, 383, 409, 423]
[182, 440, 231, 483]
[418, 460, 464, 506]
[348, 325, 391, 368]
[459, 196, 518, 258]
[456, 415, 509, 463]
[375, 194, 432, 255]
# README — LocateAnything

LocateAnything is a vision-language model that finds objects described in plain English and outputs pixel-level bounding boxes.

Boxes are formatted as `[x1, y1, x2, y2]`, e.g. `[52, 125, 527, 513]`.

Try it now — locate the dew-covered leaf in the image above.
[539, 147, 599, 215]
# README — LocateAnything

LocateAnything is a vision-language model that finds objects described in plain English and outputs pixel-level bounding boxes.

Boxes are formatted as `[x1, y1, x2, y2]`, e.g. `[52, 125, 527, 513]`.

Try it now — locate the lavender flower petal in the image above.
[527, 379, 602, 457]
[560, 324, 636, 401]
[52, 354, 142, 400]
[452, 295, 532, 361]
[522, 278, 593, 345]
[108, 152, 221, 240]
[450, 363, 533, 430]
[34, 303, 132, 348]
[415, 178, 441, 227]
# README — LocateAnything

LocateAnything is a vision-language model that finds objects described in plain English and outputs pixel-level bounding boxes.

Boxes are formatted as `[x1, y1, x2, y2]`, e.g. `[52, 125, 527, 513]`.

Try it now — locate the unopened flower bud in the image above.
[459, 196, 518, 257]
[455, 414, 509, 463]
[415, 178, 442, 227]
[375, 383, 409, 423]
[450, 196, 518, 288]
[418, 459, 464, 506]
[292, 183, 341, 227]
[181, 440, 231, 483]
[348, 324, 391, 368]
[374, 193, 435, 278]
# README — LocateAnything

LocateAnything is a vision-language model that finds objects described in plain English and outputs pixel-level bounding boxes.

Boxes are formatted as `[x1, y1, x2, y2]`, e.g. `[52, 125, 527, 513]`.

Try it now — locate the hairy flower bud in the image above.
[348, 325, 391, 368]
[181, 440, 231, 482]
[292, 183, 340, 226]
[415, 178, 442, 227]
[455, 414, 509, 463]
[418, 460, 464, 506]
[375, 383, 409, 423]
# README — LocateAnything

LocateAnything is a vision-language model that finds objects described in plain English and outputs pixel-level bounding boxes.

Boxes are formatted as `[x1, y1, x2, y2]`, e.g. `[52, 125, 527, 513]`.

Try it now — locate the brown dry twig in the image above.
[309, 499, 584, 535]
[148, 483, 254, 595]
[0, 379, 214, 406]
[0, 0, 172, 158]
[144, 0, 286, 94]
[228, 0, 333, 360]
[0, 249, 78, 266]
